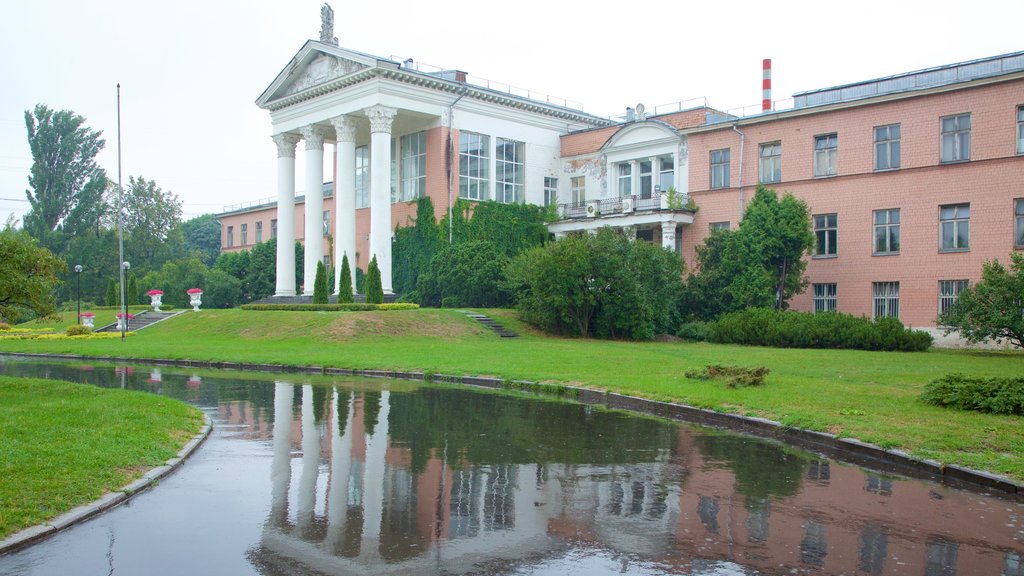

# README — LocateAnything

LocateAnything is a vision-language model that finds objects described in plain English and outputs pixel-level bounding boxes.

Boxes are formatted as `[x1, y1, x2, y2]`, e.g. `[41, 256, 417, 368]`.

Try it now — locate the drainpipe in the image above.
[446, 92, 466, 244]
[731, 124, 746, 213]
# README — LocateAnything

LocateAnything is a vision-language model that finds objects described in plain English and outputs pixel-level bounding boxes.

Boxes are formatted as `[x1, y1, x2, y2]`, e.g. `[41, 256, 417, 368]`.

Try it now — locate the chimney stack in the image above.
[762, 59, 772, 112]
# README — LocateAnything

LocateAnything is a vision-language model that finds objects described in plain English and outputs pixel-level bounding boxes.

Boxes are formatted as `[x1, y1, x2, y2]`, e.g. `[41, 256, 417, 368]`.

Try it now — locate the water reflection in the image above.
[0, 358, 1021, 576]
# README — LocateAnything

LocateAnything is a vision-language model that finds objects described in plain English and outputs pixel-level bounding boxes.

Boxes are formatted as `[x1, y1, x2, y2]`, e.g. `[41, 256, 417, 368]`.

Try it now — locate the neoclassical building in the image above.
[225, 7, 1024, 328]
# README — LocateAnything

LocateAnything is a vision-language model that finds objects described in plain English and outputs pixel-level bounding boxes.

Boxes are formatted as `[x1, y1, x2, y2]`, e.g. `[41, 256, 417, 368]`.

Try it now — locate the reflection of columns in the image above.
[273, 134, 300, 296]
[270, 381, 294, 527]
[331, 115, 358, 294]
[326, 388, 354, 553]
[361, 390, 391, 547]
[301, 124, 328, 296]
[365, 105, 397, 294]
[297, 384, 320, 536]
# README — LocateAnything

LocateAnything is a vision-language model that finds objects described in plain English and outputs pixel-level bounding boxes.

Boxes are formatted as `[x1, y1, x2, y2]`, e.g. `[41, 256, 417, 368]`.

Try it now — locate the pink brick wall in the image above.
[684, 79, 1024, 328]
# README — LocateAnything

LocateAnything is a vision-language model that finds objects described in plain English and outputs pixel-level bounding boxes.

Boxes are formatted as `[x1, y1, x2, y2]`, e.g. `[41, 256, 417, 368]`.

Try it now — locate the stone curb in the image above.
[0, 413, 213, 556]
[2, 352, 1021, 499]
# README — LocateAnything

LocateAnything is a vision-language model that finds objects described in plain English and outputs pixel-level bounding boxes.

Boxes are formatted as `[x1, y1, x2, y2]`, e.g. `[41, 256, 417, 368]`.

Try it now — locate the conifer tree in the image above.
[105, 278, 117, 306]
[337, 253, 354, 303]
[312, 261, 329, 304]
[365, 256, 384, 304]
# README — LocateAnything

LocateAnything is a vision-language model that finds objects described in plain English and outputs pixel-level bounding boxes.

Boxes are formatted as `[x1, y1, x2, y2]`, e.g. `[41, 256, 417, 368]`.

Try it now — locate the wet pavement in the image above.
[0, 357, 1021, 575]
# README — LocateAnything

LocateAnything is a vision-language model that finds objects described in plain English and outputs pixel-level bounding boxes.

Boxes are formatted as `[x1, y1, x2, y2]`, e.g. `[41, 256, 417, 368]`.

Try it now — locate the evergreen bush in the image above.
[126, 274, 139, 305]
[65, 324, 92, 336]
[312, 261, 329, 304]
[337, 254, 354, 304]
[921, 374, 1024, 415]
[105, 279, 117, 306]
[365, 256, 384, 304]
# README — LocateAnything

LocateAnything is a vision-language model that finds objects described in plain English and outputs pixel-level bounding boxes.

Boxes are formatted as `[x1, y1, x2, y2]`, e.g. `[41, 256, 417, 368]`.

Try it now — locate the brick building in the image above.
[221, 15, 1023, 328]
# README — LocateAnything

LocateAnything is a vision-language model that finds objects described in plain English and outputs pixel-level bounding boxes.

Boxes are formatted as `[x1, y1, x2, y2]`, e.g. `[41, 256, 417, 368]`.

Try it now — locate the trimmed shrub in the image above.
[417, 241, 511, 308]
[126, 274, 139, 305]
[0, 322, 10, 331]
[240, 303, 419, 311]
[65, 324, 92, 336]
[312, 261, 329, 304]
[676, 321, 710, 341]
[705, 308, 932, 352]
[921, 374, 1024, 415]
[105, 279, 117, 306]
[337, 254, 354, 304]
[365, 256, 384, 304]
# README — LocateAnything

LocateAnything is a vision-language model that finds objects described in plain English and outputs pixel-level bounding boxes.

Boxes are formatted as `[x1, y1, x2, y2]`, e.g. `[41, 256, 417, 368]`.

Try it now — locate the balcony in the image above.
[548, 191, 697, 237]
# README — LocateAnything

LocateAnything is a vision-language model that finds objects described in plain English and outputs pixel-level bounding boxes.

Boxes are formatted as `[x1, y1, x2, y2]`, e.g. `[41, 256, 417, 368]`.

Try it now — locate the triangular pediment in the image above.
[257, 41, 395, 108]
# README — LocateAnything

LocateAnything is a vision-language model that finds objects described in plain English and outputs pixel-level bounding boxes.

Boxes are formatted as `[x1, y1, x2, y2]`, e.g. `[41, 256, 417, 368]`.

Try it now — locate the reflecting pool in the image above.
[0, 358, 1021, 575]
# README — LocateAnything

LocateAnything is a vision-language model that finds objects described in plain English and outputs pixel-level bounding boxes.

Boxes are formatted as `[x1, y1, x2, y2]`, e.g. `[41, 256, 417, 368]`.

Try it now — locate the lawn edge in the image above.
[3, 351, 1021, 500]
[0, 410, 213, 556]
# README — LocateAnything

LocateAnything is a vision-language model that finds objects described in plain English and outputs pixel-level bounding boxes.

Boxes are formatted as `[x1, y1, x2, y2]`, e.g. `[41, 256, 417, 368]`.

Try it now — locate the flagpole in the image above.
[117, 83, 127, 343]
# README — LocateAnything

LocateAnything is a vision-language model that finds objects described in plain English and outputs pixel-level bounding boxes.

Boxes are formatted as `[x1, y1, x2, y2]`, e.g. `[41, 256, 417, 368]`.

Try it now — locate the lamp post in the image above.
[74, 265, 83, 324]
[120, 261, 130, 341]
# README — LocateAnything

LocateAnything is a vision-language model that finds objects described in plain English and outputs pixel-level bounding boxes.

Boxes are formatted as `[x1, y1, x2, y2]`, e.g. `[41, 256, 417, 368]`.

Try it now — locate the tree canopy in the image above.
[939, 253, 1024, 349]
[0, 222, 67, 322]
[181, 213, 222, 265]
[23, 104, 107, 242]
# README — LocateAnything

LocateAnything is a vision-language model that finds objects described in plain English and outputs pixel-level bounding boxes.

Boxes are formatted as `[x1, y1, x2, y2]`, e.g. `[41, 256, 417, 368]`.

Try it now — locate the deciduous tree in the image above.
[0, 222, 67, 322]
[939, 253, 1024, 349]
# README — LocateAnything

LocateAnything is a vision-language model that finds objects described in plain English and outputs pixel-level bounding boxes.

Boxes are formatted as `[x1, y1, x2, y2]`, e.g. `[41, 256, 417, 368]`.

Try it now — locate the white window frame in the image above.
[256, 221, 263, 243]
[543, 177, 558, 207]
[240, 223, 247, 246]
[1016, 198, 1024, 249]
[658, 156, 674, 191]
[872, 282, 900, 319]
[710, 221, 730, 232]
[227, 226, 234, 248]
[758, 142, 781, 184]
[617, 163, 632, 197]
[355, 146, 369, 209]
[813, 283, 837, 313]
[495, 138, 524, 204]
[571, 176, 585, 204]
[874, 124, 901, 171]
[939, 203, 970, 252]
[399, 132, 426, 202]
[639, 160, 653, 199]
[873, 208, 900, 255]
[939, 280, 969, 317]
[813, 213, 838, 258]
[940, 113, 971, 163]
[1017, 105, 1024, 155]
[814, 134, 838, 177]
[322, 210, 330, 236]
[459, 131, 489, 201]
[710, 148, 730, 189]
[271, 219, 278, 240]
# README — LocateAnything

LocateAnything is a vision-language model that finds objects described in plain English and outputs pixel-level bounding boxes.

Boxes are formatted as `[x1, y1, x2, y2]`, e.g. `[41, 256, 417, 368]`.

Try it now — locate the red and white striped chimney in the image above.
[762, 58, 772, 112]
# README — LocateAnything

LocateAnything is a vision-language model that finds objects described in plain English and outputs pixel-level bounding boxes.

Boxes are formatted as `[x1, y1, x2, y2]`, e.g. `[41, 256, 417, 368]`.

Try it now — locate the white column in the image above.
[272, 134, 300, 296]
[365, 105, 397, 294]
[300, 124, 328, 296]
[270, 381, 294, 527]
[331, 115, 358, 294]
[361, 390, 391, 548]
[326, 388, 354, 553]
[662, 224, 677, 251]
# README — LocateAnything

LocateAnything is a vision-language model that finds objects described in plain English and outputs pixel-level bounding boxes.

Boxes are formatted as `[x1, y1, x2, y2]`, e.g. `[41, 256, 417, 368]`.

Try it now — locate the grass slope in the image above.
[0, 377, 203, 539]
[3, 308, 1023, 481]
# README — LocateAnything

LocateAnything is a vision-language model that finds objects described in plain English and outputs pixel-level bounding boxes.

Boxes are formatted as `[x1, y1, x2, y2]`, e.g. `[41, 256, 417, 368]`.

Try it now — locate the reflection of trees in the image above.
[387, 388, 678, 473]
[694, 433, 808, 502]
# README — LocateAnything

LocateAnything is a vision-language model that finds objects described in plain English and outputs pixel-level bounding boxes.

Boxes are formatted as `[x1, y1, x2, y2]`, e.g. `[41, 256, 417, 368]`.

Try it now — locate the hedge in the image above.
[920, 374, 1024, 415]
[240, 303, 420, 312]
[701, 308, 932, 352]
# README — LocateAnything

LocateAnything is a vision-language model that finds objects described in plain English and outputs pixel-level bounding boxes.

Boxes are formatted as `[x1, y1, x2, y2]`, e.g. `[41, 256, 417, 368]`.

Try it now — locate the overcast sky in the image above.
[2, 0, 1021, 224]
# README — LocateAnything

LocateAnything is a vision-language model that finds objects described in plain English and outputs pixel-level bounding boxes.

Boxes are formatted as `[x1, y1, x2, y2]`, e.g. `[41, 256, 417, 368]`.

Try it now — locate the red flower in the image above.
[146, 289, 164, 296]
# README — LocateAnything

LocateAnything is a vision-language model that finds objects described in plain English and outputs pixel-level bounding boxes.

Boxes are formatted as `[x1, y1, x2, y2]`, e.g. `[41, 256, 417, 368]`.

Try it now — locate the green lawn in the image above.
[3, 307, 1023, 482]
[0, 376, 203, 539]
[7, 307, 153, 332]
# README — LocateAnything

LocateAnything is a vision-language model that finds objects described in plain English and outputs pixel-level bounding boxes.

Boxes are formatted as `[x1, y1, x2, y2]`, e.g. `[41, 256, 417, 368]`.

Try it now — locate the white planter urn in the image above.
[81, 315, 94, 329]
[188, 289, 203, 312]
[148, 292, 164, 312]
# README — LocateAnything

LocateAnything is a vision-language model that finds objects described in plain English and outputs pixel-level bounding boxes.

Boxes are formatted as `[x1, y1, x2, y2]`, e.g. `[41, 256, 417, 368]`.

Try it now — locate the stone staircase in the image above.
[460, 311, 518, 338]
[95, 311, 183, 333]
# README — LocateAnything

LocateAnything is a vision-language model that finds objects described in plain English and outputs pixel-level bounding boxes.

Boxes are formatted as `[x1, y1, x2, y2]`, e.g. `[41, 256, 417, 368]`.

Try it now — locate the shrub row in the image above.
[240, 303, 419, 312]
[694, 308, 932, 352]
[920, 374, 1024, 415]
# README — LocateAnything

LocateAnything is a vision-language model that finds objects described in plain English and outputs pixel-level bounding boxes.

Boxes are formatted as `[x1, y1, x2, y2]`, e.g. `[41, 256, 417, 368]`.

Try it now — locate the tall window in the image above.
[710, 149, 730, 189]
[1017, 106, 1024, 154]
[571, 176, 586, 204]
[813, 283, 837, 313]
[400, 132, 426, 202]
[639, 160, 653, 199]
[227, 226, 234, 248]
[355, 146, 369, 209]
[543, 177, 558, 206]
[758, 142, 781, 183]
[873, 208, 900, 255]
[939, 280, 969, 316]
[496, 138, 524, 204]
[873, 282, 900, 319]
[940, 203, 970, 252]
[256, 221, 263, 243]
[322, 210, 330, 236]
[940, 113, 971, 163]
[459, 132, 489, 200]
[1016, 198, 1024, 248]
[814, 134, 838, 177]
[874, 124, 901, 170]
[617, 163, 632, 197]
[659, 156, 674, 191]
[271, 219, 278, 239]
[240, 223, 247, 245]
[813, 214, 838, 257]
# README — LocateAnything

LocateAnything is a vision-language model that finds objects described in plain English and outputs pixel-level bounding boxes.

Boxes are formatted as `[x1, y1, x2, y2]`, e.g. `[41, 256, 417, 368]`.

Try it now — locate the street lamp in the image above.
[120, 261, 130, 340]
[74, 265, 83, 324]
